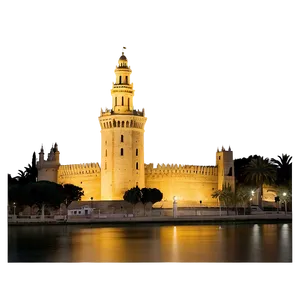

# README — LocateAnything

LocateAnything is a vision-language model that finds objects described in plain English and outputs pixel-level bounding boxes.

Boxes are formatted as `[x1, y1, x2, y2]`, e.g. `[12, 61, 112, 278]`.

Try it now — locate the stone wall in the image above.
[145, 163, 219, 206]
[58, 163, 101, 200]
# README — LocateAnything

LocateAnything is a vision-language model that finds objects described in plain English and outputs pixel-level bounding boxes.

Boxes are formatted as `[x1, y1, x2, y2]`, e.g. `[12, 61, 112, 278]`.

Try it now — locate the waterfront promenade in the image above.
[8, 212, 292, 226]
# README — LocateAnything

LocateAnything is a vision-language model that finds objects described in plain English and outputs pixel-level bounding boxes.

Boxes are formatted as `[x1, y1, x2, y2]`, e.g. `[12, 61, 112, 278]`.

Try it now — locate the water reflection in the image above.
[8, 223, 292, 263]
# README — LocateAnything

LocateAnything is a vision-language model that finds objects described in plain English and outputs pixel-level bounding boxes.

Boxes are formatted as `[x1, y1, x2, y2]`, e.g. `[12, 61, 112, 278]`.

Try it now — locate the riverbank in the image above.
[8, 213, 292, 226]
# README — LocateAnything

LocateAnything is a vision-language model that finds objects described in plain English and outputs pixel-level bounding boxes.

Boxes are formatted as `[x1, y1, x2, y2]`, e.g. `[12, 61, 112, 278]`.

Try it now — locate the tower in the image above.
[99, 52, 147, 200]
[216, 146, 235, 191]
[37, 143, 60, 182]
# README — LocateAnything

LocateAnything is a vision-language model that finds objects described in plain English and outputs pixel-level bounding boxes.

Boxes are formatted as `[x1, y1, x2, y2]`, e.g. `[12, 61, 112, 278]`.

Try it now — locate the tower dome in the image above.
[118, 52, 128, 67]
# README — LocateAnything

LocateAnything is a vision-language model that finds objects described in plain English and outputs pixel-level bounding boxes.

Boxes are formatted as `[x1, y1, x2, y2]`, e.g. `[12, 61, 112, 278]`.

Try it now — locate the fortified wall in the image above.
[57, 163, 101, 200]
[145, 163, 219, 206]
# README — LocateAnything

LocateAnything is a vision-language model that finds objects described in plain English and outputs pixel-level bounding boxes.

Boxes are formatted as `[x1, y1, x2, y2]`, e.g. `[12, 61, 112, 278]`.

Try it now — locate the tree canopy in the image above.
[124, 187, 163, 206]
[244, 156, 275, 190]
[63, 184, 84, 207]
[123, 186, 142, 206]
[8, 180, 83, 210]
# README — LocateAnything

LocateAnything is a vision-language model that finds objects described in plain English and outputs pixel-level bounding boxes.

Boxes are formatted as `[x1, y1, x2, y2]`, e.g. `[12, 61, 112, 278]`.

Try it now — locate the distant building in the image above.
[67, 205, 94, 217]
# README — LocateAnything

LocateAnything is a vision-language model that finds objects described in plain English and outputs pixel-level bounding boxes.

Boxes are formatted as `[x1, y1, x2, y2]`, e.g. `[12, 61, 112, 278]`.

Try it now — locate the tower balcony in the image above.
[100, 108, 145, 117]
[108, 84, 134, 95]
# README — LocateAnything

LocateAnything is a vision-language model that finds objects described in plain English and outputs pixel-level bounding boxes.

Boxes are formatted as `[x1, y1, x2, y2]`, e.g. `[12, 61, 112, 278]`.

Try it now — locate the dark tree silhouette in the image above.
[63, 184, 84, 207]
[271, 154, 292, 185]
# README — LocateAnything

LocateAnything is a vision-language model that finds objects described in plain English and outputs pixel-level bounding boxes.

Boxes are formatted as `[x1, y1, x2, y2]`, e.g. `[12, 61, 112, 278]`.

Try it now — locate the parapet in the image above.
[145, 163, 218, 176]
[58, 163, 101, 176]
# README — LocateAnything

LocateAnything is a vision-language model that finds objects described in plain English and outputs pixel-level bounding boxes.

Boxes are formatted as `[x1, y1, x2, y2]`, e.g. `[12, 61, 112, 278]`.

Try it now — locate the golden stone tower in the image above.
[99, 52, 147, 200]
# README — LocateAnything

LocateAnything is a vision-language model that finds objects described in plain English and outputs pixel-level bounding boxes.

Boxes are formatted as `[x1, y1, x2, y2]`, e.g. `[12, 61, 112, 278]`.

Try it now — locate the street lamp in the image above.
[173, 196, 177, 218]
[13, 202, 16, 216]
[282, 192, 287, 214]
[249, 191, 254, 214]
[90, 197, 93, 218]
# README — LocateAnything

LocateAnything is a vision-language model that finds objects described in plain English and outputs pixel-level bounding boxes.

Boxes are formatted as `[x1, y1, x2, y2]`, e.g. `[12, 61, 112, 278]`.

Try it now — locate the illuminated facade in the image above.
[37, 52, 237, 206]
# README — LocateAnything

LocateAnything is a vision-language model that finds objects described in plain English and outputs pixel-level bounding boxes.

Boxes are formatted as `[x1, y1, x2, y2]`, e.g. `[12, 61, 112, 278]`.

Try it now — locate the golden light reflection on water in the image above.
[8, 224, 292, 262]
[71, 225, 226, 262]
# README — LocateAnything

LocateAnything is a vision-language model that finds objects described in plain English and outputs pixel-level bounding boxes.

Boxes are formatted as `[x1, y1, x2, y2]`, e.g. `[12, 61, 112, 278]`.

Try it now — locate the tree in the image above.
[63, 184, 84, 207]
[141, 188, 151, 216]
[140, 188, 163, 216]
[24, 152, 38, 183]
[271, 154, 292, 185]
[243, 156, 277, 208]
[123, 186, 142, 215]
[23, 181, 66, 219]
[234, 155, 259, 185]
[235, 185, 253, 215]
[8, 183, 34, 212]
[212, 183, 234, 215]
[276, 183, 292, 214]
[149, 188, 163, 204]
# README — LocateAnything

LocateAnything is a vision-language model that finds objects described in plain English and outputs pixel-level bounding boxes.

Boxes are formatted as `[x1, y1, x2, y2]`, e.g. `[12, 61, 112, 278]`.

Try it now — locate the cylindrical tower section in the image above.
[100, 123, 114, 200]
[37, 167, 59, 182]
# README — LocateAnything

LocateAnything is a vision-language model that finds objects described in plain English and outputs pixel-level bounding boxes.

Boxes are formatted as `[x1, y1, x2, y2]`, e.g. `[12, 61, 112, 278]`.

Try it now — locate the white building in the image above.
[67, 205, 94, 216]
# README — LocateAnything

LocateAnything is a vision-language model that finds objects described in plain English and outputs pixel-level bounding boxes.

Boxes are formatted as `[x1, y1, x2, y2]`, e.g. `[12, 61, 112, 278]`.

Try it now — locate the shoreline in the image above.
[8, 214, 292, 226]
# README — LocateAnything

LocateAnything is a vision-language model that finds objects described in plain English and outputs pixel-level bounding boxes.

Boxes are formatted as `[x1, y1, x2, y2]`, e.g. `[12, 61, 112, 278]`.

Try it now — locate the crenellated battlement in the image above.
[145, 163, 218, 176]
[58, 163, 101, 176]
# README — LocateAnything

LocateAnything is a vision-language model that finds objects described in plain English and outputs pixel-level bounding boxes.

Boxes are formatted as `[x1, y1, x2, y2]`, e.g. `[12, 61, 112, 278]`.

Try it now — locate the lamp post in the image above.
[283, 192, 287, 214]
[249, 191, 254, 215]
[65, 199, 68, 220]
[173, 196, 177, 218]
[12, 202, 16, 222]
[90, 197, 93, 218]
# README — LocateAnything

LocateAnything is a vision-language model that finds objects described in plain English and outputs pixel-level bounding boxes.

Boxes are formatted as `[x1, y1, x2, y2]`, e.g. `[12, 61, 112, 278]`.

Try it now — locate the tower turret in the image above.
[216, 146, 235, 191]
[37, 143, 60, 182]
[111, 52, 134, 113]
[99, 51, 147, 200]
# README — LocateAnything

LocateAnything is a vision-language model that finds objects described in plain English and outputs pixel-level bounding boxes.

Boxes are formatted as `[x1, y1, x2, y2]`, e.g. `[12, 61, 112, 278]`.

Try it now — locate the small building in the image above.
[68, 205, 94, 216]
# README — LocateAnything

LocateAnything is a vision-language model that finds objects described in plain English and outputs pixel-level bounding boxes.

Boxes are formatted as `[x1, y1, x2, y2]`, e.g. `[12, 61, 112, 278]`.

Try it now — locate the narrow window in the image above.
[219, 156, 221, 160]
[121, 148, 124, 156]
[136, 149, 138, 156]
[105, 149, 107, 157]
[121, 135, 124, 142]
[126, 76, 128, 83]
[119, 76, 121, 84]
[115, 97, 117, 106]
[136, 162, 138, 170]
[122, 96, 124, 106]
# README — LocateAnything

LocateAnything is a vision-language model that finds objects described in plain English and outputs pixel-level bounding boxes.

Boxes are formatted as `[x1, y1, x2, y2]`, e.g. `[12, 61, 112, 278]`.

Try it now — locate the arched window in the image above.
[121, 135, 124, 142]
[136, 162, 138, 170]
[136, 149, 138, 156]
[121, 148, 124, 156]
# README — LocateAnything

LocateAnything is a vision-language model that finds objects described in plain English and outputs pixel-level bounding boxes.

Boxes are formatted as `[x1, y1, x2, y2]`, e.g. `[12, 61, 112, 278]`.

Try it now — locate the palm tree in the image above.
[235, 185, 253, 215]
[16, 170, 29, 185]
[243, 157, 276, 208]
[212, 183, 234, 215]
[212, 189, 222, 215]
[271, 154, 292, 185]
[276, 184, 292, 214]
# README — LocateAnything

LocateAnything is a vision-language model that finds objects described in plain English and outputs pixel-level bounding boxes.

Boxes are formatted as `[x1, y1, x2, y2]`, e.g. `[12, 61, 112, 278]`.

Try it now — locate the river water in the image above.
[8, 223, 292, 262]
